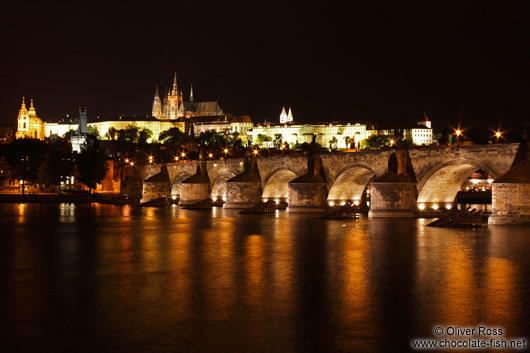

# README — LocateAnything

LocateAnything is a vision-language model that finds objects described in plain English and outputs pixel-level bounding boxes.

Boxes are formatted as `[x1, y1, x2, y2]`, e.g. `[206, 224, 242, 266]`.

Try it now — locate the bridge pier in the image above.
[179, 157, 211, 206]
[286, 180, 328, 212]
[368, 181, 417, 217]
[140, 165, 171, 204]
[224, 155, 262, 208]
[368, 149, 417, 217]
[286, 142, 327, 212]
[488, 158, 530, 225]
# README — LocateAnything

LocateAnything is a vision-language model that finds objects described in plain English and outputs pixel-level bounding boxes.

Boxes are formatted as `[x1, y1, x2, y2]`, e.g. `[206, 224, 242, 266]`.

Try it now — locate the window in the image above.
[23, 122, 26, 129]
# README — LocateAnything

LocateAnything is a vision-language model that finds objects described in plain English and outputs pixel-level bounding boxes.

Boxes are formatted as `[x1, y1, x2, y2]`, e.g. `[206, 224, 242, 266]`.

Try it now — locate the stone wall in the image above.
[369, 182, 417, 217]
[224, 182, 262, 208]
[287, 182, 328, 212]
[489, 183, 530, 225]
[179, 183, 211, 205]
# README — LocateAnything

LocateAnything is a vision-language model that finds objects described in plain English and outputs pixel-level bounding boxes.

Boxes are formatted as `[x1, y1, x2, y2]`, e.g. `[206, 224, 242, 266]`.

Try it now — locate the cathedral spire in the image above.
[171, 72, 178, 96]
[190, 85, 194, 103]
[287, 107, 293, 123]
[280, 106, 288, 124]
[155, 84, 160, 97]
[21, 97, 27, 109]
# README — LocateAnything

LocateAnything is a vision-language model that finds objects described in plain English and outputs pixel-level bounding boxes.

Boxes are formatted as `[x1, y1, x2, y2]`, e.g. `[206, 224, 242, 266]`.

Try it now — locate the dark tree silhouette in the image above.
[76, 134, 108, 196]
[6, 138, 47, 195]
[45, 137, 74, 194]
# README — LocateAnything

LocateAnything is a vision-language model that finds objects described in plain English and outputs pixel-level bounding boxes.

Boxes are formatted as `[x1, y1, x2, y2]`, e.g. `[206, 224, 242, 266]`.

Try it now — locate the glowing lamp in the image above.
[418, 203, 425, 210]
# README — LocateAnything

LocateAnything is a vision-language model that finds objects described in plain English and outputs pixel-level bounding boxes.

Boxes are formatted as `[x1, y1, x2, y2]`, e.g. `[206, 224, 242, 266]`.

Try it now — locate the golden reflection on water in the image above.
[202, 217, 236, 321]
[439, 236, 475, 324]
[339, 225, 371, 320]
[168, 217, 192, 321]
[244, 234, 266, 304]
[272, 217, 294, 304]
[483, 257, 517, 326]
[16, 203, 25, 223]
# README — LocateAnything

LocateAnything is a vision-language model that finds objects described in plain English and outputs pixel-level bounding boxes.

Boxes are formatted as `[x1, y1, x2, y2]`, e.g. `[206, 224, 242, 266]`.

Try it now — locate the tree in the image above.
[344, 136, 352, 149]
[117, 124, 140, 143]
[255, 134, 272, 144]
[88, 126, 100, 138]
[104, 127, 118, 140]
[273, 134, 283, 148]
[138, 128, 153, 144]
[329, 136, 338, 149]
[360, 134, 391, 149]
[6, 138, 47, 195]
[76, 134, 108, 196]
[159, 127, 186, 145]
[45, 137, 74, 194]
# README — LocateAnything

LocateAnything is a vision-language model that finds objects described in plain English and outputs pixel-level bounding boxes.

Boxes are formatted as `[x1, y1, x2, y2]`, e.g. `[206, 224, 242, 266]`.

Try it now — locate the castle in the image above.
[152, 73, 223, 119]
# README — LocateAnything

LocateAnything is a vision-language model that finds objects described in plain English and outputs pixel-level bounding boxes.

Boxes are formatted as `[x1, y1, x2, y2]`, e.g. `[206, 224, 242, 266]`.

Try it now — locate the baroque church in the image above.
[152, 73, 223, 120]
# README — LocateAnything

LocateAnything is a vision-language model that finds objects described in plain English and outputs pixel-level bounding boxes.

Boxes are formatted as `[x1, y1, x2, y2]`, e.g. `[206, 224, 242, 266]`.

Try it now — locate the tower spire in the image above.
[280, 106, 288, 124]
[21, 97, 27, 109]
[190, 84, 194, 103]
[155, 84, 159, 97]
[171, 72, 177, 95]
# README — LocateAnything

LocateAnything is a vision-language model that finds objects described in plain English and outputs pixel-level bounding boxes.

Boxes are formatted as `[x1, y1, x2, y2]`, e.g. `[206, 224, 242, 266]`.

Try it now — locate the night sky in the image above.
[1, 1, 528, 133]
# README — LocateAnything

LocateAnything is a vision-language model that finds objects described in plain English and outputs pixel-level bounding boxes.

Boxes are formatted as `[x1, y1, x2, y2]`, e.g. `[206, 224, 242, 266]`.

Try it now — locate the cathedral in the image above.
[152, 73, 223, 120]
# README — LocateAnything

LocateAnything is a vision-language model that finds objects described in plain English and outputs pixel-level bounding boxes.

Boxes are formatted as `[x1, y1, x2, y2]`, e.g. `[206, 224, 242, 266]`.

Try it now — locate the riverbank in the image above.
[0, 192, 131, 204]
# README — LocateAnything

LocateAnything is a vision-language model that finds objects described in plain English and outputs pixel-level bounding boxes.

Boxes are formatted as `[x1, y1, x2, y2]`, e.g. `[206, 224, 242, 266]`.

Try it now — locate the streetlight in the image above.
[125, 158, 129, 164]
[495, 131, 501, 143]
[223, 148, 228, 158]
[148, 155, 153, 164]
[181, 152, 186, 159]
[130, 161, 134, 166]
[208, 153, 213, 159]
[253, 149, 259, 155]
[455, 129, 462, 143]
[175, 156, 179, 161]
[389, 138, 394, 147]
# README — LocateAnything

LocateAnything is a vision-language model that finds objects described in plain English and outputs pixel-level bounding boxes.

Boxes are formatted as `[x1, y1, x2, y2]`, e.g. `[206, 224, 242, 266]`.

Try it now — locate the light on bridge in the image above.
[418, 203, 425, 210]
[432, 204, 439, 210]
[328, 201, 335, 206]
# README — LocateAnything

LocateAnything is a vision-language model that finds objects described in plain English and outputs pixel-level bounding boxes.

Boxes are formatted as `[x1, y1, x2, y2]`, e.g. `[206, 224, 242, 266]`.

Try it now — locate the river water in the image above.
[1, 203, 529, 352]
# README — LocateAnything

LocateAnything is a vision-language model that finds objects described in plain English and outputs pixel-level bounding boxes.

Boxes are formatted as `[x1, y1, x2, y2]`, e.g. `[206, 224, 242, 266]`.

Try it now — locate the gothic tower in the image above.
[152, 85, 162, 119]
[168, 72, 179, 119]
[287, 107, 294, 123]
[162, 87, 169, 119]
[280, 106, 288, 124]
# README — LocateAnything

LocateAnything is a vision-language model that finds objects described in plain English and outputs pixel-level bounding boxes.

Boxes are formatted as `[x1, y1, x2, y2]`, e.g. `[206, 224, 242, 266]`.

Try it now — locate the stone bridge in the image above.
[136, 143, 520, 213]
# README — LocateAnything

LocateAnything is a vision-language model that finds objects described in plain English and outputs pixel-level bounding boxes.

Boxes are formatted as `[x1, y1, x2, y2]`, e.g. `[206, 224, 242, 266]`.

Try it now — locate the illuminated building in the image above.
[152, 73, 223, 119]
[15, 97, 45, 140]
[248, 110, 435, 149]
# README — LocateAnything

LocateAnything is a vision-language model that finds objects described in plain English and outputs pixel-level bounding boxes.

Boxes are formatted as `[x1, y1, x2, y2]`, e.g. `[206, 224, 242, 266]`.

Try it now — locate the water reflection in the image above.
[1, 204, 529, 353]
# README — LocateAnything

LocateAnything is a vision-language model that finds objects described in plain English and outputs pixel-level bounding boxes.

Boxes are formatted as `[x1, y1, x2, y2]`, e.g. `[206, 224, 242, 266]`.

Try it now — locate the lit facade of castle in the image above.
[248, 109, 435, 148]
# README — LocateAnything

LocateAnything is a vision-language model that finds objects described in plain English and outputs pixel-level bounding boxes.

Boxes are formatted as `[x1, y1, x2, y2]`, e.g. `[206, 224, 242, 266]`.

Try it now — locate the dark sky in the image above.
[1, 0, 528, 132]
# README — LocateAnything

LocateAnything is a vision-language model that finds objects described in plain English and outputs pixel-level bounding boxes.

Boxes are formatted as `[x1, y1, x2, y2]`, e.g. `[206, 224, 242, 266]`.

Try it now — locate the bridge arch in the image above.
[171, 172, 192, 199]
[327, 164, 376, 202]
[262, 168, 298, 201]
[417, 159, 498, 204]
[211, 170, 237, 200]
